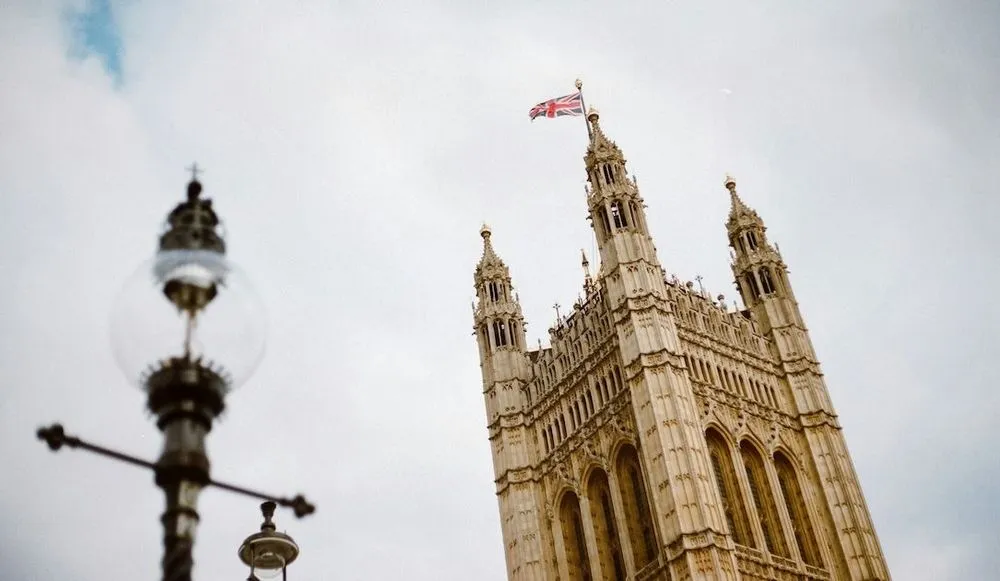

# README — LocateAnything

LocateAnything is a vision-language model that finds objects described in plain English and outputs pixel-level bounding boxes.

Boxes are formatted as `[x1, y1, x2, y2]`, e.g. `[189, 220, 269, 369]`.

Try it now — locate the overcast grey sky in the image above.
[1, 0, 998, 579]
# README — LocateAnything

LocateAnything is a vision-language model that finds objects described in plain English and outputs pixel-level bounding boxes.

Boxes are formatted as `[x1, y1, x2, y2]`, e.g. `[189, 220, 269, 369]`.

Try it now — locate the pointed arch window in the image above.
[746, 231, 759, 250]
[588, 470, 626, 581]
[610, 201, 628, 229]
[616, 445, 657, 567]
[775, 453, 823, 567]
[745, 273, 761, 300]
[628, 201, 644, 233]
[760, 267, 778, 294]
[705, 430, 754, 547]
[740, 441, 788, 556]
[492, 320, 509, 347]
[603, 164, 616, 185]
[559, 492, 593, 581]
[598, 206, 613, 239]
[487, 281, 502, 302]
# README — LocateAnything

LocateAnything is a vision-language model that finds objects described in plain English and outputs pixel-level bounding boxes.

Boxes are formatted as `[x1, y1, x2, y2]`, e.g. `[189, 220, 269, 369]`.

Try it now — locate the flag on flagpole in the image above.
[528, 91, 585, 121]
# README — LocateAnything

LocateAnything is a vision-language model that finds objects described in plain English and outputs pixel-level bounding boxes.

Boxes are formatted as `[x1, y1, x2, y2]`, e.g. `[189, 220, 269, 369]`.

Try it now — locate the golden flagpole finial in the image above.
[575, 78, 583, 90]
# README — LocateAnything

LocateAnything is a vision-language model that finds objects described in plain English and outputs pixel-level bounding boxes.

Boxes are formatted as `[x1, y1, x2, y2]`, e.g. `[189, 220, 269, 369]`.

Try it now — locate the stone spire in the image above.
[473, 225, 526, 354]
[584, 107, 625, 173]
[724, 174, 764, 234]
[581, 109, 658, 274]
[581, 249, 595, 293]
[476, 224, 507, 276]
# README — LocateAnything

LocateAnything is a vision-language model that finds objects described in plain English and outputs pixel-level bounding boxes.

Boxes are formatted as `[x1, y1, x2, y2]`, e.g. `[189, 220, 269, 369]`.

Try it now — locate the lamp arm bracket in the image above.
[36, 423, 316, 519]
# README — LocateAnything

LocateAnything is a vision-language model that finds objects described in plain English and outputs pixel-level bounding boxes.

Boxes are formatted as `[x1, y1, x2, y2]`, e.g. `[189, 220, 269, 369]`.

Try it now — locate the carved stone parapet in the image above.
[799, 410, 840, 429]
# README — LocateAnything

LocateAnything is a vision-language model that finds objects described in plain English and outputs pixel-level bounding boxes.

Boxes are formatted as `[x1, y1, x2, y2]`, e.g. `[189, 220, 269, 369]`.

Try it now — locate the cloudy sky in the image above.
[1, 0, 998, 579]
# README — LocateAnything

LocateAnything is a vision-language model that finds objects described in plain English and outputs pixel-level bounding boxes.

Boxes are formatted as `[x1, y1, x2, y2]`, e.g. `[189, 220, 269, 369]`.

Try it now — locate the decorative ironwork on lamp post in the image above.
[35, 168, 315, 581]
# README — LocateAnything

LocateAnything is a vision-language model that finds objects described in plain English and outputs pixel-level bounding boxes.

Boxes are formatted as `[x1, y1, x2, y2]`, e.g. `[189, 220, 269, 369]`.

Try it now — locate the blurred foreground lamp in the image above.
[36, 169, 314, 581]
[111, 175, 266, 579]
[239, 501, 300, 581]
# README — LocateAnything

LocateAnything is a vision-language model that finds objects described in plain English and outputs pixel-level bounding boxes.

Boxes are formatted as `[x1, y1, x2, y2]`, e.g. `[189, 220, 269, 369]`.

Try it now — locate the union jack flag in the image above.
[528, 91, 584, 121]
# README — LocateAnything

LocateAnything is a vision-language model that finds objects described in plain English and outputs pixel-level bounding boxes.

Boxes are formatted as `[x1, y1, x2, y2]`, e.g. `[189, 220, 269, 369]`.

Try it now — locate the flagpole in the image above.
[576, 78, 593, 141]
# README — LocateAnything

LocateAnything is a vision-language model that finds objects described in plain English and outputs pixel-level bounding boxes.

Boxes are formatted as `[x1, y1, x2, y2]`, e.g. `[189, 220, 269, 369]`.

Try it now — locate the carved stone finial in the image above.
[724, 173, 737, 192]
[480, 223, 492, 240]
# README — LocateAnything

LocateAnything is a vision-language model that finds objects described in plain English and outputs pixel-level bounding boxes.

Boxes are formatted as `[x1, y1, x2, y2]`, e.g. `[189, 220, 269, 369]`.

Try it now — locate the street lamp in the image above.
[36, 168, 315, 581]
[239, 501, 300, 581]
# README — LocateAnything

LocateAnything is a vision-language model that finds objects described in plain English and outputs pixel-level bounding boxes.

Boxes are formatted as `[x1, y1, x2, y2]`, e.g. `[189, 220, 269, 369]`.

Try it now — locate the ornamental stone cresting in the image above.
[471, 109, 891, 581]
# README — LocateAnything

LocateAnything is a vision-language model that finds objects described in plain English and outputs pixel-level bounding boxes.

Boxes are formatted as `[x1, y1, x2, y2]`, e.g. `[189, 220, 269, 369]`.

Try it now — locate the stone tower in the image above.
[471, 109, 891, 581]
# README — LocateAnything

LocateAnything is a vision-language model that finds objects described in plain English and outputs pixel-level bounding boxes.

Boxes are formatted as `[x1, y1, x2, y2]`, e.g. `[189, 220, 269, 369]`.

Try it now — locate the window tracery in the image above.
[740, 441, 788, 557]
[705, 429, 753, 547]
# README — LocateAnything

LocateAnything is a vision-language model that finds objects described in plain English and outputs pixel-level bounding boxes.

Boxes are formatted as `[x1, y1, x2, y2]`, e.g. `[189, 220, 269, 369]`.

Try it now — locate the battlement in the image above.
[664, 276, 774, 361]
[525, 283, 616, 406]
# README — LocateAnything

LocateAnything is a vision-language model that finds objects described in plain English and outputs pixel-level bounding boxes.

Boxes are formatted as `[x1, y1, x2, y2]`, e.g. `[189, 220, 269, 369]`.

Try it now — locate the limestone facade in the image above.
[472, 110, 891, 581]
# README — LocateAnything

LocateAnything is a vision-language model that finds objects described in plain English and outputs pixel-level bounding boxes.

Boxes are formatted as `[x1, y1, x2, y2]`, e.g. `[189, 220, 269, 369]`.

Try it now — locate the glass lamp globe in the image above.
[110, 248, 267, 392]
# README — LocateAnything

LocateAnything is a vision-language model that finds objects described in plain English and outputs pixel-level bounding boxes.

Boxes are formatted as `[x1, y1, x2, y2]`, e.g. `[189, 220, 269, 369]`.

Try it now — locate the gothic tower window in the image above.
[487, 281, 501, 302]
[628, 201, 644, 233]
[598, 206, 613, 238]
[740, 441, 789, 557]
[610, 201, 628, 229]
[760, 267, 776, 295]
[746, 230, 759, 250]
[705, 429, 754, 547]
[492, 320, 509, 347]
[616, 445, 657, 567]
[603, 164, 616, 185]
[775, 452, 823, 567]
[745, 273, 761, 300]
[588, 470, 626, 581]
[559, 492, 593, 581]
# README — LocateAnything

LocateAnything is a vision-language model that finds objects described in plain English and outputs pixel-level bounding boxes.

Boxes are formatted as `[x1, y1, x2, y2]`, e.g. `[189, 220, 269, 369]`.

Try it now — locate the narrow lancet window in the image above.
[706, 430, 754, 548]
[616, 445, 657, 567]
[588, 470, 626, 581]
[760, 267, 776, 294]
[487, 281, 501, 302]
[746, 274, 761, 300]
[559, 493, 593, 581]
[775, 453, 823, 567]
[492, 320, 509, 347]
[741, 441, 788, 556]
[599, 207, 613, 238]
[603, 164, 616, 185]
[610, 201, 628, 229]
[628, 201, 643, 232]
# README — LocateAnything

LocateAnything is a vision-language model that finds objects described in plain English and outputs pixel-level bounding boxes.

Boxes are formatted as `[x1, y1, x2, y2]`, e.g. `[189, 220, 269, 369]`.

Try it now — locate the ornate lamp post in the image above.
[36, 167, 315, 581]
[239, 501, 300, 580]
